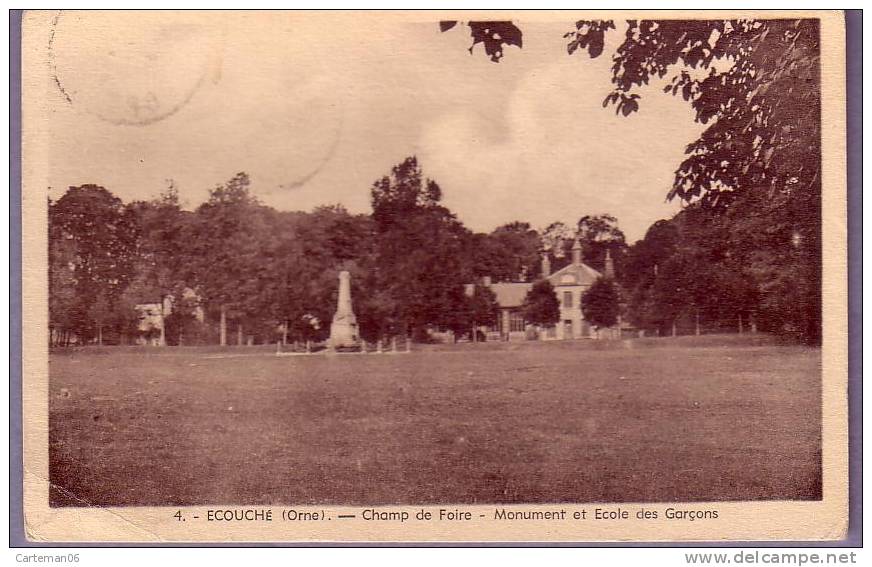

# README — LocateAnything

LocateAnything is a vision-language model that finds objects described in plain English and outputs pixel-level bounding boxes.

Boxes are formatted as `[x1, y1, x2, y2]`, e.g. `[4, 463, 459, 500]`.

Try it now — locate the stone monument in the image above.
[328, 270, 361, 351]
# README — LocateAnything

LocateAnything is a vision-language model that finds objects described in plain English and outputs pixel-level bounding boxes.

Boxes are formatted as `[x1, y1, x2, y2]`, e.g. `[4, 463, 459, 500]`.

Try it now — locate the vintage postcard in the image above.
[19, 10, 848, 543]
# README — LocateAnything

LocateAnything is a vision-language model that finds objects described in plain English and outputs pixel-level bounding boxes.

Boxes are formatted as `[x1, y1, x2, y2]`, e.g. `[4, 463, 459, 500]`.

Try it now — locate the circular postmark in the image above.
[48, 11, 224, 127]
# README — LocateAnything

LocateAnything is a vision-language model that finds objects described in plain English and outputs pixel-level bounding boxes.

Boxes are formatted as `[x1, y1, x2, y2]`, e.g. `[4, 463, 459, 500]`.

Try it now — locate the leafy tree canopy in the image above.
[581, 277, 621, 330]
[523, 280, 561, 327]
[370, 156, 472, 334]
[49, 184, 139, 341]
[439, 20, 523, 62]
[481, 221, 541, 282]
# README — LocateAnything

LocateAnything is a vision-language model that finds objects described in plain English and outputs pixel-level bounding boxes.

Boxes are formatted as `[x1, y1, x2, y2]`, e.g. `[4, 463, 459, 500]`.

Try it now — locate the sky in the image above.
[41, 11, 704, 242]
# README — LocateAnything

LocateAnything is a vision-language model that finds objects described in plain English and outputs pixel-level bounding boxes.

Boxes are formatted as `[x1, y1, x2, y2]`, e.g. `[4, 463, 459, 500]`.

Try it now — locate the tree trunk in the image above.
[695, 309, 700, 336]
[282, 321, 288, 346]
[738, 314, 744, 334]
[97, 324, 103, 346]
[237, 324, 243, 346]
[672, 321, 677, 337]
[219, 305, 227, 346]
[750, 313, 758, 334]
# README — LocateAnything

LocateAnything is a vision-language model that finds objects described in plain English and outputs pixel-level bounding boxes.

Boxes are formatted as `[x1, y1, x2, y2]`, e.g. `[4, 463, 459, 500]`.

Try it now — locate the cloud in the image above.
[419, 55, 704, 240]
[45, 14, 704, 242]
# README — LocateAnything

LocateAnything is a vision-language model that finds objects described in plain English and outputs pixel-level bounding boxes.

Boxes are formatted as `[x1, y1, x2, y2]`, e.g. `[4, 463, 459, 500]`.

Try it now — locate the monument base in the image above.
[328, 320, 361, 351]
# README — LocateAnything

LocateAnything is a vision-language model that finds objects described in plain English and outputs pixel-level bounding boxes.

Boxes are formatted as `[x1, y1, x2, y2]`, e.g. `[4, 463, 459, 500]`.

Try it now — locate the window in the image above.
[563, 291, 573, 308]
[510, 311, 526, 332]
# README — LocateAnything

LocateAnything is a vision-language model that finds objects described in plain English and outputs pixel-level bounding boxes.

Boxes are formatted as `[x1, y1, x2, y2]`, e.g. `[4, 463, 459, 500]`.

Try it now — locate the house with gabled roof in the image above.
[542, 237, 606, 340]
[469, 237, 612, 340]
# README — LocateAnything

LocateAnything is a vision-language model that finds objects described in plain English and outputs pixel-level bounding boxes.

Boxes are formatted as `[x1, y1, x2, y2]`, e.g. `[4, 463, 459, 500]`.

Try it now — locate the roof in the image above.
[473, 259, 601, 309]
[489, 282, 533, 308]
[546, 261, 601, 287]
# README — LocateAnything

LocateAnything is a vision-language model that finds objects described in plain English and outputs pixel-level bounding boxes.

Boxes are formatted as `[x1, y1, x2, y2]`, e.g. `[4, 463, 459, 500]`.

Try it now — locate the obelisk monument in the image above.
[329, 270, 361, 350]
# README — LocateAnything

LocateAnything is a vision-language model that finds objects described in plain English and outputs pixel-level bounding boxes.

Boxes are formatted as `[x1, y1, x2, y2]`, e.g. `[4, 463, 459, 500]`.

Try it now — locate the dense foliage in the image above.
[523, 280, 561, 328]
[49, 185, 139, 345]
[49, 160, 534, 346]
[581, 277, 621, 331]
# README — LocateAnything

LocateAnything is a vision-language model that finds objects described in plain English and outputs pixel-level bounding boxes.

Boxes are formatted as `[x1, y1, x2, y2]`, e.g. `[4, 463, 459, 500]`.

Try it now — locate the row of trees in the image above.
[49, 154, 819, 346]
[49, 157, 805, 344]
[48, 159, 630, 347]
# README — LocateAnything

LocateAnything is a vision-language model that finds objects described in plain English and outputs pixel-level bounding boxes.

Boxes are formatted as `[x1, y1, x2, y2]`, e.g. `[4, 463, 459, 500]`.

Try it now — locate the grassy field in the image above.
[48, 335, 821, 506]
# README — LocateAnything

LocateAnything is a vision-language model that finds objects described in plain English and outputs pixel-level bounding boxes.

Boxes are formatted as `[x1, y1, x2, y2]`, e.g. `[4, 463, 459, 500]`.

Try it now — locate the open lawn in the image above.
[48, 335, 821, 506]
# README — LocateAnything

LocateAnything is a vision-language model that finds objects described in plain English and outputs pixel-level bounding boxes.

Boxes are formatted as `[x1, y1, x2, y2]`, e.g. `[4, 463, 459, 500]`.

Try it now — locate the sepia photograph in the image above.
[18, 9, 850, 543]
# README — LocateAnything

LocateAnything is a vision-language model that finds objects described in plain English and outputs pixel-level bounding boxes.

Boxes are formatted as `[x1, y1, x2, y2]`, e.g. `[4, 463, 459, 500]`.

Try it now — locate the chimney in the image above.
[571, 237, 582, 266]
[541, 253, 551, 278]
[604, 248, 615, 279]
